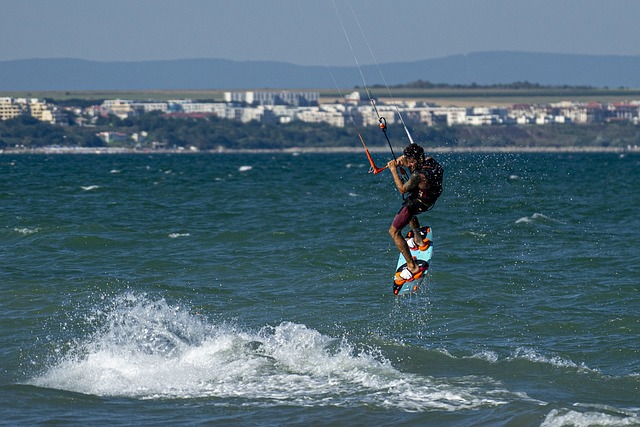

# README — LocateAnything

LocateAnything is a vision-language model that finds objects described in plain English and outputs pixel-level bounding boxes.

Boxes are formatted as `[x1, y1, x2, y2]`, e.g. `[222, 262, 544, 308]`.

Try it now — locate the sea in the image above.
[1, 150, 638, 426]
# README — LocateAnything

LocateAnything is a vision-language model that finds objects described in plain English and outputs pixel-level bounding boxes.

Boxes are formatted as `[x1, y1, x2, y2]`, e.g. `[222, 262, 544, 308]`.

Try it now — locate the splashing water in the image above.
[29, 293, 515, 410]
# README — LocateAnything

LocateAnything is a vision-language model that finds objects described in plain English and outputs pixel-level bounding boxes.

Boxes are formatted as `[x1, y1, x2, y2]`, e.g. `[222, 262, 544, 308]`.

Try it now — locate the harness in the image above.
[404, 157, 444, 213]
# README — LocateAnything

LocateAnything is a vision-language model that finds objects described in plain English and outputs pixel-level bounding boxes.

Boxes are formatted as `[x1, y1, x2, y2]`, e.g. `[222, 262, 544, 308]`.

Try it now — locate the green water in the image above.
[1, 152, 638, 426]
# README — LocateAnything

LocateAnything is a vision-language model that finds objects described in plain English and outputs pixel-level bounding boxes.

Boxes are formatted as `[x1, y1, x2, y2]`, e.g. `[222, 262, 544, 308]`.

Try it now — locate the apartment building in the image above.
[0, 97, 21, 120]
[28, 99, 56, 123]
[0, 97, 63, 124]
[224, 91, 320, 106]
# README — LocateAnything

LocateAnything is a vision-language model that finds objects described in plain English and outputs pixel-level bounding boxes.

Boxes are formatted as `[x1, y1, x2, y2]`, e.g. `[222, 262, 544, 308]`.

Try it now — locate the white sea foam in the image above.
[515, 212, 560, 224]
[510, 347, 596, 373]
[464, 230, 487, 238]
[29, 293, 519, 411]
[345, 163, 366, 169]
[238, 165, 253, 172]
[168, 233, 190, 238]
[81, 185, 100, 191]
[467, 350, 499, 363]
[541, 407, 639, 427]
[14, 227, 40, 235]
[515, 216, 532, 224]
[449, 347, 598, 375]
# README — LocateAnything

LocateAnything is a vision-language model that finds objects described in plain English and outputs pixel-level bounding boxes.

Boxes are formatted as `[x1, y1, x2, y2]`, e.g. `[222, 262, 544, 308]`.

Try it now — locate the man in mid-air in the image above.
[387, 144, 444, 285]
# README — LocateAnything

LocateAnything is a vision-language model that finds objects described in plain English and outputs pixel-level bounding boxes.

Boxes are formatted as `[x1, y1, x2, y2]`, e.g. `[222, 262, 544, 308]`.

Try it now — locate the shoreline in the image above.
[0, 145, 638, 155]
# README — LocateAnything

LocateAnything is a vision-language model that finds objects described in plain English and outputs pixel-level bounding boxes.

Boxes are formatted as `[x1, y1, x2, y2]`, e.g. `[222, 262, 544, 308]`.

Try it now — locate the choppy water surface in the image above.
[1, 152, 638, 426]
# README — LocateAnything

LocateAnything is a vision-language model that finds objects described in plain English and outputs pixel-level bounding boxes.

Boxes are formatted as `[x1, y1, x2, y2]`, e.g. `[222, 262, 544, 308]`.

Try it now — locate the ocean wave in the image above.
[509, 347, 597, 373]
[168, 233, 190, 238]
[457, 347, 599, 375]
[13, 227, 40, 235]
[466, 350, 500, 363]
[542, 407, 640, 427]
[27, 292, 519, 411]
[345, 163, 366, 169]
[462, 230, 487, 239]
[515, 212, 563, 225]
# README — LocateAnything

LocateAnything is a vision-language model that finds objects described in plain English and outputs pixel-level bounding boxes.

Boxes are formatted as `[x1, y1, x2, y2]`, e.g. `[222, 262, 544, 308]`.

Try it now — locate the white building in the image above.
[101, 99, 134, 119]
[132, 102, 168, 113]
[295, 107, 345, 127]
[0, 97, 21, 120]
[223, 91, 320, 106]
[180, 103, 220, 114]
[449, 107, 468, 126]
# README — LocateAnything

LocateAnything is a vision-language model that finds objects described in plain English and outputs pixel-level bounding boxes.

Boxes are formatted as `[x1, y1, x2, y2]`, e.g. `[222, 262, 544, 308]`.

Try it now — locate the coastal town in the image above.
[3, 90, 640, 128]
[2, 90, 640, 152]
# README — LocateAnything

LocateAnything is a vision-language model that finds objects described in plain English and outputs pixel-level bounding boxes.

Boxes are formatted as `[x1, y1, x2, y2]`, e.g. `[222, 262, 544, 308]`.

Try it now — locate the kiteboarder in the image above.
[388, 144, 444, 284]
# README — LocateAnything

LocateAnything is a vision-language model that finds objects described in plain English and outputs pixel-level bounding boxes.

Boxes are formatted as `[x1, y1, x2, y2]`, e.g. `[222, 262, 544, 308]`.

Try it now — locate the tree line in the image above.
[1, 110, 638, 151]
[377, 80, 596, 90]
[0, 112, 370, 150]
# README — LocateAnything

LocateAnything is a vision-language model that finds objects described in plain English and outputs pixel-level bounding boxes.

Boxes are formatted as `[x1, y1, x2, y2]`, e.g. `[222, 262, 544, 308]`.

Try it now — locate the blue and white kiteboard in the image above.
[393, 226, 433, 296]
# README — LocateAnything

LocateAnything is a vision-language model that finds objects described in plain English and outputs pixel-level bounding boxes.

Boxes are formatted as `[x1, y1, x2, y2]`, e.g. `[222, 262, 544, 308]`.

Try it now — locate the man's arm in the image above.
[387, 156, 417, 194]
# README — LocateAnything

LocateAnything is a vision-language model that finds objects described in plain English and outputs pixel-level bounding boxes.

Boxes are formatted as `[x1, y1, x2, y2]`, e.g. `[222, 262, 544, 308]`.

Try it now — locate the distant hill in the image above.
[1, 51, 639, 91]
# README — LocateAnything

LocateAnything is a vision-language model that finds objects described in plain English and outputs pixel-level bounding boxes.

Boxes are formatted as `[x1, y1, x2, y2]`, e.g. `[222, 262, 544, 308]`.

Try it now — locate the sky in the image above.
[2, 0, 640, 66]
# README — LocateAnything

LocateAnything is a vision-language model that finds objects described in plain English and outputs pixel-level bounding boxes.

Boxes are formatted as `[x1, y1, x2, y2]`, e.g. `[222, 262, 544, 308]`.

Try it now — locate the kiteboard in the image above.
[393, 226, 433, 296]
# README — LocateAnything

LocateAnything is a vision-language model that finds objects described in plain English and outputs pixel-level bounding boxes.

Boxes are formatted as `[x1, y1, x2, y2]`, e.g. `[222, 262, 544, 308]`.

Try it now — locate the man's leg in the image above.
[409, 217, 423, 246]
[389, 224, 420, 274]
[390, 206, 422, 276]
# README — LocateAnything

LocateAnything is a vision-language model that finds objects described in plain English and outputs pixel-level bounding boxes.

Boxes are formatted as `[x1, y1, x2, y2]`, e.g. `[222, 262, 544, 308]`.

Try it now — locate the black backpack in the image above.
[422, 156, 444, 200]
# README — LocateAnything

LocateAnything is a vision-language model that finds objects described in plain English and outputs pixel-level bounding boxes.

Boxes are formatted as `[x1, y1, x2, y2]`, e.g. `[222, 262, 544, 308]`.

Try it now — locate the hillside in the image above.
[1, 51, 640, 91]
